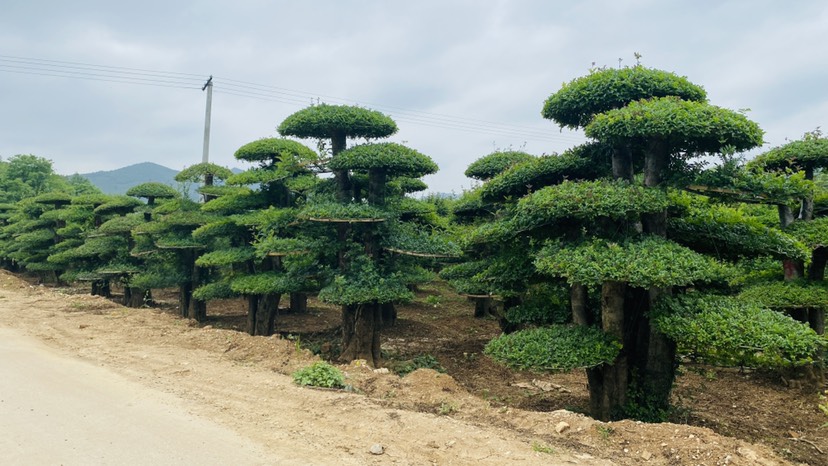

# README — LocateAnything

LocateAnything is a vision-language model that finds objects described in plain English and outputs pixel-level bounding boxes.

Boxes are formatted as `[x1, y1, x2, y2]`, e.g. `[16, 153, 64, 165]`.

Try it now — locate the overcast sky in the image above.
[1, 0, 827, 193]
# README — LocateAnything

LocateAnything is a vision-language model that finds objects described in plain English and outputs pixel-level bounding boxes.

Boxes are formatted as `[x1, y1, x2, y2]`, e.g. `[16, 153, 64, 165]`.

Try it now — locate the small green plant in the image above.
[819, 390, 828, 427]
[292, 361, 345, 389]
[395, 354, 445, 376]
[595, 424, 615, 440]
[425, 294, 442, 307]
[438, 401, 457, 415]
[531, 441, 555, 454]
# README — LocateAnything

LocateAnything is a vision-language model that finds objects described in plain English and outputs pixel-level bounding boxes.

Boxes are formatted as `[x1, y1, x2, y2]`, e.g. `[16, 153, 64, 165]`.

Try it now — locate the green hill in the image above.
[77, 162, 182, 196]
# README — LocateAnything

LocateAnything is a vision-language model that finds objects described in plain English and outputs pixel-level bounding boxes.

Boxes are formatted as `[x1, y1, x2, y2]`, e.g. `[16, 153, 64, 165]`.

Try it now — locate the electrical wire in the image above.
[212, 86, 580, 143]
[216, 76, 583, 142]
[0, 54, 586, 145]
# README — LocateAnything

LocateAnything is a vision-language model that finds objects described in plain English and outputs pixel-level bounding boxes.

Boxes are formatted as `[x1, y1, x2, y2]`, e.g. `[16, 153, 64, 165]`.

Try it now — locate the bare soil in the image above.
[1, 270, 824, 465]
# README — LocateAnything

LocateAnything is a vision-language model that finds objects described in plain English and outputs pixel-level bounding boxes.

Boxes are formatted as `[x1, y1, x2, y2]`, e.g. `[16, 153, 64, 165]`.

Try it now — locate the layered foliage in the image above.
[536, 237, 729, 288]
[585, 97, 764, 153]
[654, 294, 826, 368]
[330, 143, 438, 177]
[277, 104, 398, 140]
[542, 66, 707, 128]
[486, 325, 621, 371]
[464, 151, 534, 181]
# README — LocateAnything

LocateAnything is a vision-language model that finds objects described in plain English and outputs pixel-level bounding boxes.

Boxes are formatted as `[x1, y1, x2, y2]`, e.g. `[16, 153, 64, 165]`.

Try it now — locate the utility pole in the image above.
[201, 76, 213, 164]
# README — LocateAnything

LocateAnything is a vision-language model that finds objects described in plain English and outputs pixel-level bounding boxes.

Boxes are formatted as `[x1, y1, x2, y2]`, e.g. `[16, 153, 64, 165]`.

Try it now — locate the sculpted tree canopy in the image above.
[126, 182, 179, 205]
[330, 143, 438, 178]
[542, 66, 707, 129]
[278, 104, 398, 152]
[751, 132, 828, 173]
[481, 143, 612, 202]
[585, 96, 764, 155]
[464, 151, 534, 181]
[234, 138, 318, 166]
[174, 163, 233, 183]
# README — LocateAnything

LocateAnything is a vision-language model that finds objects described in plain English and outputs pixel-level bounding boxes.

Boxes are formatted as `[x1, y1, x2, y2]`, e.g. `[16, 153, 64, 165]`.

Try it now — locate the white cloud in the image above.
[1, 1, 827, 192]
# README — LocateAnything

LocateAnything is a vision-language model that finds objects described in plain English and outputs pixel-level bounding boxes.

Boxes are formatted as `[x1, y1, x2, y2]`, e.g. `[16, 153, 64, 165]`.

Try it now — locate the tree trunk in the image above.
[381, 302, 396, 327]
[588, 281, 628, 421]
[642, 140, 668, 235]
[777, 204, 795, 228]
[779, 205, 805, 280]
[639, 142, 676, 418]
[809, 308, 825, 335]
[189, 299, 207, 322]
[641, 286, 676, 418]
[783, 259, 804, 281]
[202, 173, 217, 202]
[499, 296, 521, 333]
[187, 261, 207, 322]
[570, 284, 590, 326]
[612, 146, 634, 182]
[178, 282, 192, 318]
[644, 141, 667, 188]
[254, 293, 280, 336]
[472, 297, 494, 318]
[290, 292, 308, 313]
[367, 169, 387, 206]
[331, 132, 351, 203]
[125, 287, 149, 308]
[246, 296, 258, 336]
[800, 167, 815, 221]
[809, 247, 827, 281]
[340, 303, 381, 367]
[91, 280, 110, 298]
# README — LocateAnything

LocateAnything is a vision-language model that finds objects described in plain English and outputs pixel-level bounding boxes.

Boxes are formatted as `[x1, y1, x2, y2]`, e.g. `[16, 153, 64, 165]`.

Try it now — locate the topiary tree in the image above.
[194, 138, 320, 335]
[443, 150, 542, 322]
[0, 193, 74, 283]
[278, 103, 397, 201]
[46, 193, 124, 296]
[120, 183, 181, 306]
[174, 162, 233, 202]
[126, 182, 179, 221]
[467, 65, 804, 422]
[279, 104, 453, 367]
[464, 150, 535, 183]
[691, 132, 828, 335]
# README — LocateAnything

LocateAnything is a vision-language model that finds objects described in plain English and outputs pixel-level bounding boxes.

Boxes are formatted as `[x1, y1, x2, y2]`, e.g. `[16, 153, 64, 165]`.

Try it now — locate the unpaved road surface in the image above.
[0, 328, 282, 465]
[0, 271, 791, 465]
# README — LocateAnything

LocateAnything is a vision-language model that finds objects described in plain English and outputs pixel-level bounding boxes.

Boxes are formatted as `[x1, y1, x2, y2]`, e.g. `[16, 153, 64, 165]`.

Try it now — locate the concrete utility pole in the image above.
[201, 76, 213, 164]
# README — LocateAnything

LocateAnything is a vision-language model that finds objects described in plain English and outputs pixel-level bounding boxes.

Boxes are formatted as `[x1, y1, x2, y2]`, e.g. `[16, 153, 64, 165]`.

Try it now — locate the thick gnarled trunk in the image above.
[340, 303, 381, 367]
[245, 294, 281, 336]
[588, 280, 628, 421]
[91, 280, 110, 298]
[290, 293, 308, 313]
[472, 296, 495, 319]
[570, 284, 590, 326]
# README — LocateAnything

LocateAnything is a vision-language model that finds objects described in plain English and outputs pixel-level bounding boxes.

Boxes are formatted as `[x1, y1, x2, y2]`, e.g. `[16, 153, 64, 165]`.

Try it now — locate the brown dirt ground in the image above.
[1, 270, 825, 465]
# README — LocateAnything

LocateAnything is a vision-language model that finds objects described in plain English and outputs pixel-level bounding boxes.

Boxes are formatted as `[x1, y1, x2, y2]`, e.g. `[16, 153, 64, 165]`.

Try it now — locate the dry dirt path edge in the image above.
[0, 270, 792, 465]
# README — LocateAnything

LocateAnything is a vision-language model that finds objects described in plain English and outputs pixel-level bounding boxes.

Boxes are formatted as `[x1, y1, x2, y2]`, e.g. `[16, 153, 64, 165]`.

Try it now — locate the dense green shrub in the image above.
[292, 361, 345, 389]
[653, 294, 826, 368]
[485, 325, 621, 372]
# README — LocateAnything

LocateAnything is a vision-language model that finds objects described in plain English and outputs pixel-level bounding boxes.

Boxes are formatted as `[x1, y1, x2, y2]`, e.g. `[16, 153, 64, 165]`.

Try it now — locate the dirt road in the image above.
[0, 271, 790, 465]
[0, 327, 284, 465]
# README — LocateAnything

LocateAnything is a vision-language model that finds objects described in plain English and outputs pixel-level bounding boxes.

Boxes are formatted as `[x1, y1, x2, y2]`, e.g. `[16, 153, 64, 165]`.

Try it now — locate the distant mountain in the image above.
[78, 162, 181, 196]
[77, 162, 244, 197]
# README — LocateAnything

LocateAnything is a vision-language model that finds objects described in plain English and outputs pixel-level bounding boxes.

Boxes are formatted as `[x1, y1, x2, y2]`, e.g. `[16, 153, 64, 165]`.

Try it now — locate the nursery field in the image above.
[1, 270, 824, 465]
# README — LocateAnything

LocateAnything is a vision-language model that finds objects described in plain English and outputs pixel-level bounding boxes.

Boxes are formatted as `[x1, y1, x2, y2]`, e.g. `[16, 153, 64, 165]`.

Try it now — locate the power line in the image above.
[216, 76, 583, 141]
[215, 82, 578, 142]
[213, 87, 578, 143]
[0, 54, 204, 78]
[0, 54, 585, 144]
[0, 66, 199, 90]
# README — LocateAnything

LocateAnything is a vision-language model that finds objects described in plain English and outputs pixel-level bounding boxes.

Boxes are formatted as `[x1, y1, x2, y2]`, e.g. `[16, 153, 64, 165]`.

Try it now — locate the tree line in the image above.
[1, 65, 826, 422]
